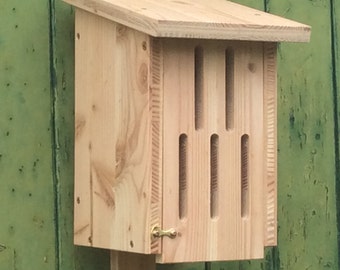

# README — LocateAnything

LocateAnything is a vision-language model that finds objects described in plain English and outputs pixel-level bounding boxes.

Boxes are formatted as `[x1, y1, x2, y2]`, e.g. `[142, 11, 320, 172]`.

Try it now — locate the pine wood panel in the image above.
[74, 9, 159, 254]
[161, 40, 266, 263]
[263, 43, 277, 247]
[62, 0, 310, 42]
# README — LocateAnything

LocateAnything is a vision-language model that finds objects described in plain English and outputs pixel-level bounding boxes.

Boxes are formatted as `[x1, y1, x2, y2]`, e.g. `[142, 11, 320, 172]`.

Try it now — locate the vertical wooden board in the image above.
[85, 10, 119, 249]
[263, 43, 277, 247]
[161, 39, 196, 263]
[205, 43, 239, 260]
[150, 38, 163, 254]
[161, 39, 221, 262]
[73, 8, 98, 247]
[74, 9, 155, 253]
[266, 0, 339, 269]
[332, 1, 340, 269]
[52, 2, 78, 268]
[206, 41, 261, 260]
[0, 1, 57, 269]
[110, 251, 156, 270]
[211, 41, 265, 261]
[53, 1, 110, 269]
[92, 17, 152, 253]
[234, 42, 265, 260]
[211, 1, 266, 269]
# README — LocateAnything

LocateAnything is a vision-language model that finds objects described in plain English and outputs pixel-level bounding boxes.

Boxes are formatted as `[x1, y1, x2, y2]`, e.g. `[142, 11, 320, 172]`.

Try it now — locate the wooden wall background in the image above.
[0, 0, 339, 269]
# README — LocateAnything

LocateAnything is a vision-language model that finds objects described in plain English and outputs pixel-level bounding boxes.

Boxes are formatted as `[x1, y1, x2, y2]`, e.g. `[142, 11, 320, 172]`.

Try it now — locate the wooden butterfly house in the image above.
[63, 0, 310, 263]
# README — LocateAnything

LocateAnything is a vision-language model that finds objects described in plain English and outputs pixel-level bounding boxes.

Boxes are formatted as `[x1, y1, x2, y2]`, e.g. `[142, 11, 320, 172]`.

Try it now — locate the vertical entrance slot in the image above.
[226, 49, 234, 130]
[179, 134, 188, 219]
[195, 46, 204, 130]
[210, 134, 219, 218]
[241, 134, 249, 218]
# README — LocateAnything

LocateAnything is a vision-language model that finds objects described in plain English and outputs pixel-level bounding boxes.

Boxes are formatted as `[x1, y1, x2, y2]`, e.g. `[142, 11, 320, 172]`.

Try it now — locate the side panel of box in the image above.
[263, 43, 277, 247]
[74, 9, 158, 254]
[149, 38, 164, 254]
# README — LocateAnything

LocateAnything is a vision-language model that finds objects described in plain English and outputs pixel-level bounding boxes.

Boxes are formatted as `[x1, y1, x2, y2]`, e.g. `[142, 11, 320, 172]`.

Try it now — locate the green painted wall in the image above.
[0, 0, 339, 269]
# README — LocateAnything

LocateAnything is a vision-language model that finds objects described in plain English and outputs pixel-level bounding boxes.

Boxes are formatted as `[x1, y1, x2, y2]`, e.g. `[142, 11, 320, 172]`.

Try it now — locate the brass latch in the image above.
[151, 226, 177, 239]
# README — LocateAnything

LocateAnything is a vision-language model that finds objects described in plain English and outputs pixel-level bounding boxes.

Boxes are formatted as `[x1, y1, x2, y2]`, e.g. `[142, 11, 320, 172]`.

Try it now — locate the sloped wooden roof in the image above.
[63, 0, 311, 42]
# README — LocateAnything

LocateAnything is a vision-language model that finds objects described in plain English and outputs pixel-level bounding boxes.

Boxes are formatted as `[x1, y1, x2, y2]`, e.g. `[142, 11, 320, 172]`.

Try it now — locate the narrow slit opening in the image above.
[195, 46, 204, 130]
[179, 134, 188, 219]
[241, 134, 249, 218]
[226, 48, 234, 130]
[210, 134, 219, 218]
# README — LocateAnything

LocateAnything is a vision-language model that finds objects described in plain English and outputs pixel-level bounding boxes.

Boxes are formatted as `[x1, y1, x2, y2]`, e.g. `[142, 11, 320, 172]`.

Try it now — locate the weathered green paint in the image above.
[0, 0, 339, 270]
[0, 1, 57, 269]
[51, 0, 110, 269]
[272, 0, 338, 268]
[332, 0, 340, 268]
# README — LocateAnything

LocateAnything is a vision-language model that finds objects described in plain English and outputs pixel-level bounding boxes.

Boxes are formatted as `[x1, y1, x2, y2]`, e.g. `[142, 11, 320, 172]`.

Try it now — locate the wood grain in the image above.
[72, 1, 281, 264]
[73, 10, 277, 263]
[263, 42, 277, 247]
[62, 0, 310, 42]
[150, 38, 163, 254]
[74, 9, 159, 254]
[160, 40, 265, 263]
